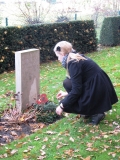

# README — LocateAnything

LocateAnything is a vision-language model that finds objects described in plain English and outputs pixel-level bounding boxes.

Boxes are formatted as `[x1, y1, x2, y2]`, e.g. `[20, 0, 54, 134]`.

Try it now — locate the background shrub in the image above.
[0, 20, 97, 73]
[100, 16, 120, 46]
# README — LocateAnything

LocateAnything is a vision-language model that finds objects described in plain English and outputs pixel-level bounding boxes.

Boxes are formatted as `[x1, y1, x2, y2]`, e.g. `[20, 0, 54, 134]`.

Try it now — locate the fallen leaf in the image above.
[42, 145, 46, 150]
[0, 155, 4, 158]
[64, 149, 74, 156]
[34, 136, 40, 141]
[11, 131, 17, 136]
[0, 126, 4, 130]
[104, 135, 109, 138]
[113, 83, 120, 87]
[108, 152, 116, 157]
[113, 121, 119, 125]
[11, 97, 15, 101]
[86, 143, 93, 148]
[18, 133, 26, 139]
[103, 145, 110, 149]
[11, 149, 18, 155]
[23, 150, 30, 153]
[37, 155, 46, 160]
[86, 148, 98, 151]
[3, 153, 7, 158]
[69, 137, 74, 142]
[19, 116, 24, 122]
[84, 156, 91, 160]
[56, 142, 68, 149]
[45, 131, 57, 135]
[28, 146, 35, 150]
[43, 137, 48, 142]
[40, 150, 46, 156]
[64, 113, 69, 117]
[15, 142, 23, 148]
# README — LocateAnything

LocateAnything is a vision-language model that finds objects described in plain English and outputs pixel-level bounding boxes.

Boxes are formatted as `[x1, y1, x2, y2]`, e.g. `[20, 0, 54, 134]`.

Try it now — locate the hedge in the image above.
[100, 16, 120, 46]
[0, 20, 97, 73]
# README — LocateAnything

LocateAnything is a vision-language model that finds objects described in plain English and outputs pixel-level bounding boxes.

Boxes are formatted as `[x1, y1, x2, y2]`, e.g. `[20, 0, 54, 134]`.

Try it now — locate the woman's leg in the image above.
[63, 79, 105, 125]
[63, 77, 72, 93]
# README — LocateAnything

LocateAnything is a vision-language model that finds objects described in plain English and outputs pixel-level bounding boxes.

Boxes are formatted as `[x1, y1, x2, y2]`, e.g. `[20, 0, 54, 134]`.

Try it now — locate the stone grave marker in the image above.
[15, 49, 40, 112]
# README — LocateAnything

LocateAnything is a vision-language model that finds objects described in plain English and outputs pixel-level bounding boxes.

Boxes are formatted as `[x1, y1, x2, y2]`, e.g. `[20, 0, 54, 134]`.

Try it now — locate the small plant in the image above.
[33, 94, 63, 124]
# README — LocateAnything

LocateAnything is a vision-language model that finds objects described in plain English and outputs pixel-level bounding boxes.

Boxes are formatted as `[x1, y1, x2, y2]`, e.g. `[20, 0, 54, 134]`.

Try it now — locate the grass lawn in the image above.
[0, 46, 120, 160]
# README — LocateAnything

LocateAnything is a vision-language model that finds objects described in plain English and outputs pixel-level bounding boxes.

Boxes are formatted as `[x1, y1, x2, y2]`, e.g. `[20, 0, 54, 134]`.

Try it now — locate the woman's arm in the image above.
[56, 90, 68, 100]
[60, 61, 82, 107]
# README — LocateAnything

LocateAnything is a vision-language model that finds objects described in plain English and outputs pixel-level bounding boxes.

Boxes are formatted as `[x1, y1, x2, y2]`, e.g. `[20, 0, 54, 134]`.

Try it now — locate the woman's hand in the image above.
[56, 90, 68, 100]
[56, 105, 63, 116]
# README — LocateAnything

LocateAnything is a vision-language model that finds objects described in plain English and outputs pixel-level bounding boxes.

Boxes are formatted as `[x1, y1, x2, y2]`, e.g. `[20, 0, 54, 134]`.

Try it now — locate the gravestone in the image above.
[15, 49, 40, 112]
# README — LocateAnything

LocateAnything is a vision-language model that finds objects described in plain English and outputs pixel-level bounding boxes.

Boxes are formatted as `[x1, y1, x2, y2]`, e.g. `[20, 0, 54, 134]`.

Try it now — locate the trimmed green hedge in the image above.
[100, 16, 120, 46]
[0, 20, 97, 73]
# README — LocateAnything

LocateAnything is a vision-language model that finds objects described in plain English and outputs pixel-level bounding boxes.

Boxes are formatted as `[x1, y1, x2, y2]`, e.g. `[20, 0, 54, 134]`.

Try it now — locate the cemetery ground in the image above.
[0, 46, 120, 160]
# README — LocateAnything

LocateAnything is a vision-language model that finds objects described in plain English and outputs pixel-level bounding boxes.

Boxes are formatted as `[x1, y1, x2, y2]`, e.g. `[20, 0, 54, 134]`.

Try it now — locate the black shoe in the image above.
[81, 115, 90, 119]
[84, 115, 90, 119]
[89, 113, 105, 125]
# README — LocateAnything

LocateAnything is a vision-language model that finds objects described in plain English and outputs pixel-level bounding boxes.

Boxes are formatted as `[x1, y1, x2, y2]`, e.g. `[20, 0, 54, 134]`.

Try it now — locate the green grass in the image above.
[0, 46, 120, 160]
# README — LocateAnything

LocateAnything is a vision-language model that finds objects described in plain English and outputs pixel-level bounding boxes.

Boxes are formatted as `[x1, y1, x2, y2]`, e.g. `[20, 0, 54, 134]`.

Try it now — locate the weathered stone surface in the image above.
[15, 49, 40, 112]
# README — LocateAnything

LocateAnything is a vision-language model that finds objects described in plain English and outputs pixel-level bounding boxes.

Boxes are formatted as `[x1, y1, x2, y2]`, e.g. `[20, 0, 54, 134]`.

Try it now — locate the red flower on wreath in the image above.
[37, 94, 48, 105]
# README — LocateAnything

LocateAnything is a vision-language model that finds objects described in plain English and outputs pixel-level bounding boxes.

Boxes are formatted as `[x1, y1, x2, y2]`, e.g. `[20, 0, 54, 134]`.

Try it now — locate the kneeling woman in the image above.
[53, 41, 118, 125]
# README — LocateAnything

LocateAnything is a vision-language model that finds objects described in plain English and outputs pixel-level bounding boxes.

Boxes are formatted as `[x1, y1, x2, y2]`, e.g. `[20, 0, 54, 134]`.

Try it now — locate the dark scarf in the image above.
[62, 54, 68, 68]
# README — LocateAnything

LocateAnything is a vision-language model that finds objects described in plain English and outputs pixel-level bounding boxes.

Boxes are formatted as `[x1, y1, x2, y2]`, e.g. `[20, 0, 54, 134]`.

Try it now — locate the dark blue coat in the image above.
[61, 57, 118, 115]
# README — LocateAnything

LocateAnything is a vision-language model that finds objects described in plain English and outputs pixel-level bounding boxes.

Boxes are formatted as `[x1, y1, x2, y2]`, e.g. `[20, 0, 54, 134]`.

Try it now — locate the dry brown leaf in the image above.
[64, 130, 70, 136]
[18, 133, 26, 139]
[43, 137, 48, 142]
[40, 150, 46, 156]
[42, 145, 46, 150]
[11, 149, 18, 155]
[64, 149, 74, 156]
[37, 155, 46, 160]
[0, 155, 4, 158]
[103, 135, 109, 138]
[64, 113, 69, 117]
[10, 97, 15, 101]
[45, 131, 57, 135]
[19, 117, 24, 122]
[56, 144, 63, 149]
[3, 135, 9, 139]
[69, 137, 74, 142]
[4, 127, 9, 131]
[38, 123, 46, 129]
[34, 136, 40, 141]
[76, 114, 81, 119]
[0, 126, 4, 131]
[11, 131, 17, 136]
[56, 142, 68, 149]
[113, 83, 120, 87]
[28, 146, 34, 150]
[86, 143, 93, 148]
[23, 150, 30, 153]
[15, 142, 23, 148]
[86, 148, 98, 151]
[3, 153, 7, 158]
[103, 145, 110, 149]
[108, 152, 116, 157]
[84, 156, 91, 160]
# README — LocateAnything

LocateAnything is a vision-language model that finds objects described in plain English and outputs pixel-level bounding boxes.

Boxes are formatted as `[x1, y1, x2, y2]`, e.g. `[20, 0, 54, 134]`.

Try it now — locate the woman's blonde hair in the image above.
[67, 52, 86, 63]
[66, 53, 86, 78]
[54, 41, 86, 62]
[54, 41, 87, 78]
[53, 41, 73, 54]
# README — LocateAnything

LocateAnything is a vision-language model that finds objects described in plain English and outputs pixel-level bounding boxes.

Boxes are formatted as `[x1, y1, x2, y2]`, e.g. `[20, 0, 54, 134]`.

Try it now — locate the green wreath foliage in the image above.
[33, 101, 64, 124]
